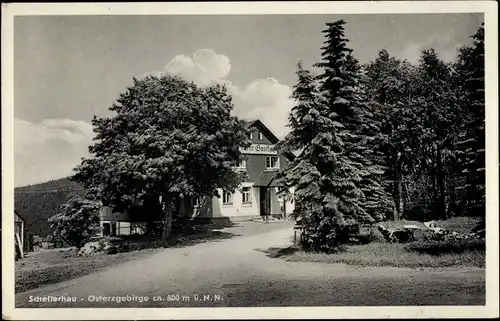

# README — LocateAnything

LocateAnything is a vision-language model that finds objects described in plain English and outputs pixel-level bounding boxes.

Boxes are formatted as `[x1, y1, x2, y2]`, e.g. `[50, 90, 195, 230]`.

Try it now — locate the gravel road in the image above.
[15, 221, 485, 308]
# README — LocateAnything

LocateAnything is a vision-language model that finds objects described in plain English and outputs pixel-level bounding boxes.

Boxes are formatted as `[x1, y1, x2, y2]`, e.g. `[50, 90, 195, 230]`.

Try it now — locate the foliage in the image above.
[279, 20, 380, 253]
[362, 23, 485, 223]
[72, 74, 249, 243]
[454, 23, 485, 222]
[280, 20, 485, 253]
[364, 50, 424, 220]
[48, 196, 100, 248]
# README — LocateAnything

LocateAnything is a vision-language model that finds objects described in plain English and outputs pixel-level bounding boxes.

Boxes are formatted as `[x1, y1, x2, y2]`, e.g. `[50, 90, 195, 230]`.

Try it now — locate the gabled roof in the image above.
[244, 119, 280, 144]
[243, 119, 295, 161]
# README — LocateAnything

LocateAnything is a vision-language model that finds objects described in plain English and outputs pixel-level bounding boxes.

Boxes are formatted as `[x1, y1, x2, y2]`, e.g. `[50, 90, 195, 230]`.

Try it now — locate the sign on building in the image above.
[240, 144, 277, 155]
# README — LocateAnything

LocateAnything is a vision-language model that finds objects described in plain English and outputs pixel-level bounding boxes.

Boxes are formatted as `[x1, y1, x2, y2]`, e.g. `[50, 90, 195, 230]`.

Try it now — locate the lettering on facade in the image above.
[240, 144, 277, 155]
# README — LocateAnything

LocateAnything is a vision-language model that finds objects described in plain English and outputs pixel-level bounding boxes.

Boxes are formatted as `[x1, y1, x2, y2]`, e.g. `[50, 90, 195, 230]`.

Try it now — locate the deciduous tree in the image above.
[48, 196, 100, 248]
[73, 75, 249, 245]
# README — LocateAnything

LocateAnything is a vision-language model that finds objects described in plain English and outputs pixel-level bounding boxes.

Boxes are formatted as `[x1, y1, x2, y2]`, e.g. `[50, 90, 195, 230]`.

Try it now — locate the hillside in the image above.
[15, 177, 87, 237]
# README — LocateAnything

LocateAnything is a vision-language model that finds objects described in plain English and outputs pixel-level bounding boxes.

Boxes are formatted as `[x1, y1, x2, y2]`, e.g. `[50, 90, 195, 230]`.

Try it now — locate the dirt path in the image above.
[15, 222, 485, 307]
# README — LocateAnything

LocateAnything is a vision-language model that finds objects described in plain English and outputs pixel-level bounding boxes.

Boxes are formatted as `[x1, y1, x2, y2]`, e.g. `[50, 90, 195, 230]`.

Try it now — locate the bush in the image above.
[301, 220, 360, 253]
[48, 196, 100, 248]
[405, 238, 485, 255]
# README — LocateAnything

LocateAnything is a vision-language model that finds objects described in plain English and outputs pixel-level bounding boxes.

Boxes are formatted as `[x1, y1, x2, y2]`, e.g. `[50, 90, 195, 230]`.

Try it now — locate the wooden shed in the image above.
[15, 210, 25, 259]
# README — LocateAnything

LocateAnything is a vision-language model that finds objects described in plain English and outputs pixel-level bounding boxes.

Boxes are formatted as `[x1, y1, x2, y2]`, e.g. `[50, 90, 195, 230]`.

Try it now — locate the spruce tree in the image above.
[350, 56, 393, 221]
[313, 20, 375, 225]
[455, 23, 485, 222]
[281, 20, 377, 252]
[276, 62, 335, 252]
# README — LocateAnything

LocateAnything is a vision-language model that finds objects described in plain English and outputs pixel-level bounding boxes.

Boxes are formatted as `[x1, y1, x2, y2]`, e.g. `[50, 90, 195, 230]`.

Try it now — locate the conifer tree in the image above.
[415, 49, 461, 219]
[349, 56, 393, 221]
[313, 20, 375, 225]
[455, 23, 485, 222]
[279, 20, 379, 252]
[276, 62, 334, 251]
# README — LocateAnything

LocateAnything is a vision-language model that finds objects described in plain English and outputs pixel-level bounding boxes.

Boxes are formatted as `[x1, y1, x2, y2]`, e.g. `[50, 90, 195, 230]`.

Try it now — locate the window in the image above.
[249, 131, 253, 139]
[131, 223, 146, 235]
[236, 158, 247, 169]
[223, 191, 233, 205]
[242, 187, 252, 204]
[266, 156, 280, 169]
[258, 131, 263, 140]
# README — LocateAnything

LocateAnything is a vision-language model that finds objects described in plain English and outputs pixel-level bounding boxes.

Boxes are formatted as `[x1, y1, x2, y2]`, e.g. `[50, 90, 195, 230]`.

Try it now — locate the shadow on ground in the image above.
[169, 229, 241, 249]
[257, 246, 300, 258]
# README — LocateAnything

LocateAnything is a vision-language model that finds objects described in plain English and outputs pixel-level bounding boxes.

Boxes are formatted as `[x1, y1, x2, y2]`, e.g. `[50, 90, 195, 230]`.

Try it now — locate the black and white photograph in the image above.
[2, 1, 498, 319]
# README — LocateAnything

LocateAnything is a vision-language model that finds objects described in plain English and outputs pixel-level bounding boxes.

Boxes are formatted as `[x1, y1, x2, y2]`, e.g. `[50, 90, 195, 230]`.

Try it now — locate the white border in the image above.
[2, 1, 498, 319]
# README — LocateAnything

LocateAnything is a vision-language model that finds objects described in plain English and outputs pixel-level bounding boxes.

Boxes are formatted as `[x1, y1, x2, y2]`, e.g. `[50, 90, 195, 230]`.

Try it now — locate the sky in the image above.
[14, 13, 483, 186]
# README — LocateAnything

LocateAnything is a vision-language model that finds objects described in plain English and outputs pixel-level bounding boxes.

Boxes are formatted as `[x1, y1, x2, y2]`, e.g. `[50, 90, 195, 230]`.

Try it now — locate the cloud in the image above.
[230, 78, 294, 138]
[14, 118, 94, 186]
[14, 50, 296, 186]
[161, 49, 294, 138]
[164, 49, 231, 86]
[398, 28, 465, 64]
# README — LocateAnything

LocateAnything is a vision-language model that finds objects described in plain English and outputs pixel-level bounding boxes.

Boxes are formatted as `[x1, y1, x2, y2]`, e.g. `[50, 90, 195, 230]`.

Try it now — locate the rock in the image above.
[378, 225, 398, 243]
[77, 241, 102, 256]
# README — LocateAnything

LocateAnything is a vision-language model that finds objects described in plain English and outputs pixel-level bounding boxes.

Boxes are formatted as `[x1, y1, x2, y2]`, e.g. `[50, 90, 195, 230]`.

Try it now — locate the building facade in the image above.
[195, 119, 295, 221]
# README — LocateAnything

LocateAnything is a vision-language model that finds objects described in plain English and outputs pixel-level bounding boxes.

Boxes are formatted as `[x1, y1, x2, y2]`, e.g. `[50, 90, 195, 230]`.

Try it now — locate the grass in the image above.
[15, 247, 163, 293]
[284, 242, 485, 268]
[282, 217, 485, 269]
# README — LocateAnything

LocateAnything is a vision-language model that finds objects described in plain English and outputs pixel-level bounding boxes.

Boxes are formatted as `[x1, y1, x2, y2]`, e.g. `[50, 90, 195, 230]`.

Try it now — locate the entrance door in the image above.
[102, 223, 111, 236]
[260, 187, 271, 216]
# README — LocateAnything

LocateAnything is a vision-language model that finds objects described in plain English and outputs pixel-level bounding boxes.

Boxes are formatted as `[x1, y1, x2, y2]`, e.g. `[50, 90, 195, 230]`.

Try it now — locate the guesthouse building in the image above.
[98, 119, 295, 236]
[195, 119, 295, 221]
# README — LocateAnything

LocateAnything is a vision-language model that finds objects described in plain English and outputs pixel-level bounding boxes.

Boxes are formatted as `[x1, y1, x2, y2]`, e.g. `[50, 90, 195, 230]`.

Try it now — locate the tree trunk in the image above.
[393, 156, 403, 221]
[162, 193, 174, 247]
[185, 197, 194, 220]
[470, 168, 477, 207]
[397, 177, 404, 220]
[432, 174, 438, 214]
[436, 146, 446, 218]
[393, 200, 400, 221]
[431, 144, 438, 217]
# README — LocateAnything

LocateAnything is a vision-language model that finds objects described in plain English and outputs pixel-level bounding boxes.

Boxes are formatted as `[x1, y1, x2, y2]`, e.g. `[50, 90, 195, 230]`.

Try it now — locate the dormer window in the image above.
[266, 156, 280, 169]
[258, 131, 263, 140]
[236, 158, 247, 169]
